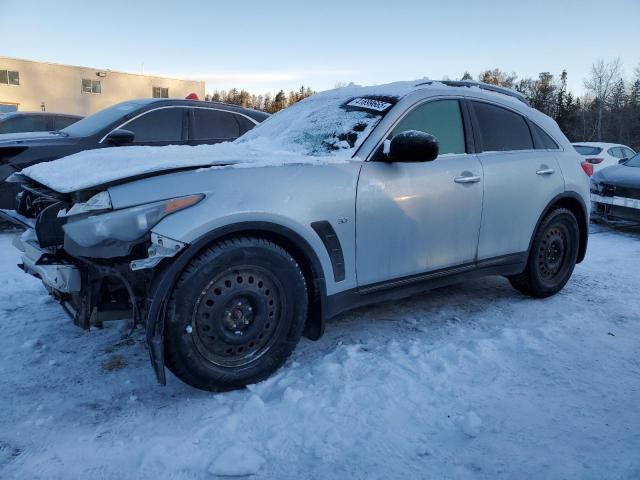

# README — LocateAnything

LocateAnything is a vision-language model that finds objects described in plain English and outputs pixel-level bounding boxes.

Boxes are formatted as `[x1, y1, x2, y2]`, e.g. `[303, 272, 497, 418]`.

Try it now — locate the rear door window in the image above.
[390, 99, 466, 155]
[621, 147, 636, 159]
[472, 101, 533, 152]
[0, 115, 48, 133]
[125, 108, 184, 143]
[192, 109, 240, 141]
[607, 147, 625, 158]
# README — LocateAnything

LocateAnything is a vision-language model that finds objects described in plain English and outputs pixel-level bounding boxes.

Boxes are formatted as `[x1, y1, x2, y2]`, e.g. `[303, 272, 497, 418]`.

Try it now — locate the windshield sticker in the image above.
[346, 98, 393, 112]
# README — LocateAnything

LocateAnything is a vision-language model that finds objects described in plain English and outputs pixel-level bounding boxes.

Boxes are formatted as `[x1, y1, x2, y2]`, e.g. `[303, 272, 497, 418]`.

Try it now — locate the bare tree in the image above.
[583, 58, 623, 140]
[478, 68, 517, 88]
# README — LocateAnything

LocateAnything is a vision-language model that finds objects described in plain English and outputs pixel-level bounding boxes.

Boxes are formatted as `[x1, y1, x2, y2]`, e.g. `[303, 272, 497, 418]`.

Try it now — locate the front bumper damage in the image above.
[591, 193, 640, 223]
[13, 230, 81, 294]
[6, 204, 187, 385]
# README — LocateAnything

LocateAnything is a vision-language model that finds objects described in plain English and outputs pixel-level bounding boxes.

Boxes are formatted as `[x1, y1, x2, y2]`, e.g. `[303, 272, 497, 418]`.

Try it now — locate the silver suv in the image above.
[4, 80, 590, 391]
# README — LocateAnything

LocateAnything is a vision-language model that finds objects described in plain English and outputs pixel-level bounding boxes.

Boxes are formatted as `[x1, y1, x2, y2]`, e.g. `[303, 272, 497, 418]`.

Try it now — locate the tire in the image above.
[508, 208, 580, 298]
[164, 237, 308, 391]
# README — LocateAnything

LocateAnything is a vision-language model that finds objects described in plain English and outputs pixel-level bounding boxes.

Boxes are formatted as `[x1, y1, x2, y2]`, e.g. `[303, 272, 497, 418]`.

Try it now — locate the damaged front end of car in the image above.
[2, 175, 204, 384]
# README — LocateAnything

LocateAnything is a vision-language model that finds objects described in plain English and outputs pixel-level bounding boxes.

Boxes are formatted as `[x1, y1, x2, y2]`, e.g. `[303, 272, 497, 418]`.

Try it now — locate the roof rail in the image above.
[416, 80, 530, 106]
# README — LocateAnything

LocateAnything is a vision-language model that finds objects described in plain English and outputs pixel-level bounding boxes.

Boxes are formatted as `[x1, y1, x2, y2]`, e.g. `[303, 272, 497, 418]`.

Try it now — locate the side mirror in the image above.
[105, 129, 135, 145]
[619, 158, 629, 165]
[388, 130, 439, 162]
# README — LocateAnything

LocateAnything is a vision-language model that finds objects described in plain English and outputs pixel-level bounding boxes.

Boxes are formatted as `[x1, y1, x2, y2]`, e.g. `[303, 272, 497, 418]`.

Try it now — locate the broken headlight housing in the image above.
[62, 194, 204, 247]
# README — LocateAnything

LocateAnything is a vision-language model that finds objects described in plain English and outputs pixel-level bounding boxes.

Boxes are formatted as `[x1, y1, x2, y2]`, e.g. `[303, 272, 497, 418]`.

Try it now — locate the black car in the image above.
[591, 153, 640, 223]
[0, 111, 82, 134]
[0, 99, 269, 208]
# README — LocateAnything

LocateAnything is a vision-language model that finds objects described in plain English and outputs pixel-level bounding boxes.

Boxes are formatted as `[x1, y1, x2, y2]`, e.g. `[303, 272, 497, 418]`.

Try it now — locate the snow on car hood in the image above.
[593, 163, 640, 186]
[20, 141, 349, 193]
[21, 80, 423, 193]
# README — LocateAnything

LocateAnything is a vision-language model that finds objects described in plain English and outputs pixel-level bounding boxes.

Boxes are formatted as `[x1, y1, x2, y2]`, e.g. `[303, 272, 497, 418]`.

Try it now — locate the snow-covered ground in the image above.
[0, 225, 639, 479]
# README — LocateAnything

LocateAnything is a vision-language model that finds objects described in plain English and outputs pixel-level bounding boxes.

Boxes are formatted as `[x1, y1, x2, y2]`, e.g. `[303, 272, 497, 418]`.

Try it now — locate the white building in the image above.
[0, 57, 205, 115]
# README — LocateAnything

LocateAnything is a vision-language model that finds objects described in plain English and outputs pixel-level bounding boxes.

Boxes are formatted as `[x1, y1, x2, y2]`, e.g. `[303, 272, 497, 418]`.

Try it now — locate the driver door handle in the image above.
[536, 168, 555, 175]
[454, 175, 481, 184]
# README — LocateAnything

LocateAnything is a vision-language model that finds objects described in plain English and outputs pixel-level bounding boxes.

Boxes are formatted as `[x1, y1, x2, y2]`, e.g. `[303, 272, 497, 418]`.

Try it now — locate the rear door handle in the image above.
[536, 168, 555, 175]
[454, 175, 481, 184]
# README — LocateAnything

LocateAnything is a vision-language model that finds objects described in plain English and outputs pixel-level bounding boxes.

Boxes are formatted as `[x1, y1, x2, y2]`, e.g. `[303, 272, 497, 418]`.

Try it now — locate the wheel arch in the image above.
[530, 192, 589, 264]
[146, 221, 328, 385]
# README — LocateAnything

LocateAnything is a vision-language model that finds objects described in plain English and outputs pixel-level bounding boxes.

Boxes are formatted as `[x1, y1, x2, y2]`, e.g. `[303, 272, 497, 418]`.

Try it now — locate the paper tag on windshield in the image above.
[346, 98, 393, 112]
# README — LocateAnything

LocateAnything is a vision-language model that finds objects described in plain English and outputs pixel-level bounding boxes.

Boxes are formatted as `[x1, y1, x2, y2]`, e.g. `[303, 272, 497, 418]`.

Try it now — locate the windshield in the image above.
[61, 101, 139, 137]
[236, 84, 412, 157]
[574, 145, 603, 156]
[625, 153, 640, 167]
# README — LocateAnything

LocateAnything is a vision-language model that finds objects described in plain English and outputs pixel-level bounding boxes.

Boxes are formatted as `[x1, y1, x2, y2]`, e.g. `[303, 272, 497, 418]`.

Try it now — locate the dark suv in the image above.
[0, 111, 82, 134]
[0, 99, 269, 208]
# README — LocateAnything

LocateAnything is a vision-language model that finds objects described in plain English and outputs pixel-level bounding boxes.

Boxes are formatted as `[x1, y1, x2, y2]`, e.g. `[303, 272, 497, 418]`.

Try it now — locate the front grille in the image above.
[35, 202, 67, 247]
[16, 182, 69, 247]
[600, 183, 615, 197]
[614, 185, 640, 201]
[16, 183, 66, 218]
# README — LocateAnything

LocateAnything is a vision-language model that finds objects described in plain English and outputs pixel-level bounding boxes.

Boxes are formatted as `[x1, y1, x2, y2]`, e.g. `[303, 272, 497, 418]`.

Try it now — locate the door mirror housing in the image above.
[619, 158, 629, 165]
[105, 129, 135, 145]
[388, 130, 439, 162]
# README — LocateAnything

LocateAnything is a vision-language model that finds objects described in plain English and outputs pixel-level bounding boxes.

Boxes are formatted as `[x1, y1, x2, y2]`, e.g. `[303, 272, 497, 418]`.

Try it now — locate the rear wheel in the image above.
[164, 237, 308, 391]
[508, 208, 579, 298]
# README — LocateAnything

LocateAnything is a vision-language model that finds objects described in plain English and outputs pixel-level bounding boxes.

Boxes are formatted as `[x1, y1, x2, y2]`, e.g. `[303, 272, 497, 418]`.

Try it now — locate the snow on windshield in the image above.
[237, 82, 417, 157]
[21, 82, 419, 193]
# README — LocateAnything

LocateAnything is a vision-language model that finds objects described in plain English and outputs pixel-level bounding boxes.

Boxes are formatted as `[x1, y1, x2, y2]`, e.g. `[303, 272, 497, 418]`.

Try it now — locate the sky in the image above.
[1, 0, 639, 96]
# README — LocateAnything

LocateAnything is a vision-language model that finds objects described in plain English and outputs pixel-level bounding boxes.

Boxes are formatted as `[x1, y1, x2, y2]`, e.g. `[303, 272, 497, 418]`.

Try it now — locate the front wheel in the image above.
[164, 237, 308, 391]
[508, 208, 579, 298]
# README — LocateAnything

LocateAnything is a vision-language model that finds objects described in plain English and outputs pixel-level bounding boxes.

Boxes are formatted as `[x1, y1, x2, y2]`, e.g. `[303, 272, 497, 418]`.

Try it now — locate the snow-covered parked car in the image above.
[2, 80, 590, 391]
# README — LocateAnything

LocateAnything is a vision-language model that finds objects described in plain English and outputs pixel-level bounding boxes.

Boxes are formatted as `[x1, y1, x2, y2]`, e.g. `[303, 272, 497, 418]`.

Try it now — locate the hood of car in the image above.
[592, 163, 640, 186]
[19, 142, 346, 194]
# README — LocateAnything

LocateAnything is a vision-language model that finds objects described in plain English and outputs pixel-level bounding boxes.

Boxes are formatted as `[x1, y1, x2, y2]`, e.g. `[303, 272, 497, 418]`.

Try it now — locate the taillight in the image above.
[581, 161, 594, 176]
[586, 158, 603, 164]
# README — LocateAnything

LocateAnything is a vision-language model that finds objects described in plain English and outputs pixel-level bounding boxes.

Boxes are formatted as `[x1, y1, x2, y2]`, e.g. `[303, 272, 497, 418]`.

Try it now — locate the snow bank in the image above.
[1, 227, 640, 479]
[208, 445, 265, 477]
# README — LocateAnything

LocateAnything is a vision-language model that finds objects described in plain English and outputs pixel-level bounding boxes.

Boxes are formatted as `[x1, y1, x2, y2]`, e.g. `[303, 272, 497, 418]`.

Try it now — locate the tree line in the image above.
[205, 59, 640, 150]
[463, 59, 640, 149]
[205, 86, 314, 114]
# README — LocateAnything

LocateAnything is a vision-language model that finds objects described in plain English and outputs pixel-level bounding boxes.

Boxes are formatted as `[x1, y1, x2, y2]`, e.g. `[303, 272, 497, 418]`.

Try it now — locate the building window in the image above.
[82, 78, 101, 94]
[0, 70, 20, 86]
[153, 87, 169, 98]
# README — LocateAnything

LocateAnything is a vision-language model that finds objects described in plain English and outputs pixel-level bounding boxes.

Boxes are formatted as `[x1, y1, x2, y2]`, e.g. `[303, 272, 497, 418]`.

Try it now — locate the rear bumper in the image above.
[13, 229, 81, 294]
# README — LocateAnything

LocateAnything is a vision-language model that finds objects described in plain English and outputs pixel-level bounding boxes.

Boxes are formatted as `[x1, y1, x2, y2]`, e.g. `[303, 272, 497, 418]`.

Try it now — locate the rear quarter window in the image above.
[573, 145, 602, 156]
[529, 122, 559, 150]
